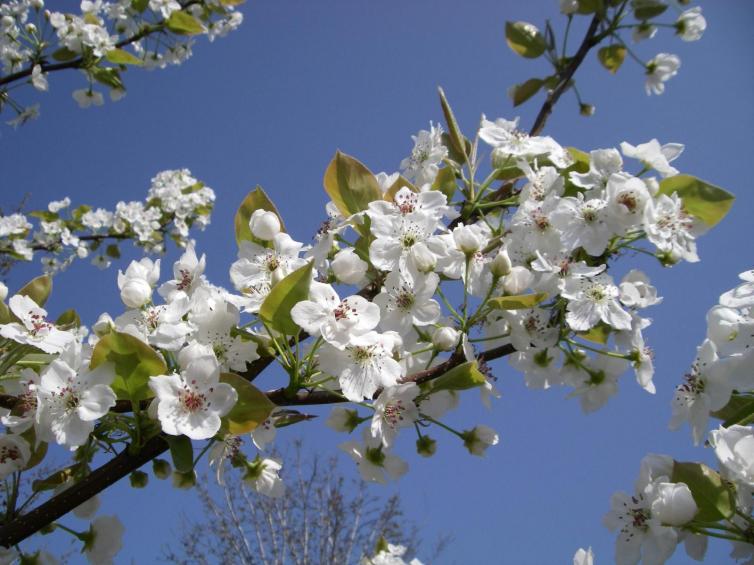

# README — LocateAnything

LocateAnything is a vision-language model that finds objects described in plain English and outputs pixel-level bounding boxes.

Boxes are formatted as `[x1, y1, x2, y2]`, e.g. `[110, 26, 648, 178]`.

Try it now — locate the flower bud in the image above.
[249, 209, 281, 241]
[172, 470, 197, 489]
[92, 313, 113, 337]
[410, 244, 437, 272]
[559, 0, 578, 14]
[416, 435, 437, 457]
[152, 458, 172, 480]
[31, 0, 44, 9]
[453, 225, 482, 254]
[579, 103, 595, 117]
[432, 326, 460, 351]
[129, 470, 149, 488]
[0, 282, 7, 302]
[651, 482, 698, 526]
[489, 249, 512, 277]
[502, 266, 533, 295]
[326, 407, 361, 433]
[331, 248, 367, 285]
[119, 278, 152, 309]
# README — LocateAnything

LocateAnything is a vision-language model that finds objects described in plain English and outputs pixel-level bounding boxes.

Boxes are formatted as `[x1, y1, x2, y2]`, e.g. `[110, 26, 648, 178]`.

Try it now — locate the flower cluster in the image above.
[0, 0, 244, 125]
[0, 168, 215, 274]
[0, 102, 733, 559]
[670, 268, 754, 444]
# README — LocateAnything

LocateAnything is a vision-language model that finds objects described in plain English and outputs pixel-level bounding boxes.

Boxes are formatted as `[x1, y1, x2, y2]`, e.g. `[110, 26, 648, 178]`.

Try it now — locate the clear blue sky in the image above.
[2, 1, 753, 563]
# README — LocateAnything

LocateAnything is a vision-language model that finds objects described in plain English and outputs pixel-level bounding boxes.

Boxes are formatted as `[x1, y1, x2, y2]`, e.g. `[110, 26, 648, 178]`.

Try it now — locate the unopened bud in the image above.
[579, 103, 595, 117]
[432, 326, 460, 351]
[172, 470, 197, 489]
[119, 278, 152, 309]
[489, 249, 512, 277]
[0, 282, 7, 302]
[331, 248, 367, 284]
[152, 458, 171, 479]
[502, 266, 533, 295]
[416, 435, 437, 457]
[410, 244, 437, 272]
[130, 470, 149, 488]
[249, 209, 281, 241]
[92, 312, 113, 336]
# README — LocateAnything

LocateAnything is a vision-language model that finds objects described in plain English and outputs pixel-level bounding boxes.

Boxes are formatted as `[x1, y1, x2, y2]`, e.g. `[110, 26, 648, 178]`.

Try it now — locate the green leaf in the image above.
[131, 0, 149, 12]
[578, 323, 612, 345]
[166, 10, 205, 35]
[106, 244, 121, 259]
[32, 464, 80, 492]
[90, 330, 167, 402]
[505, 21, 547, 59]
[105, 48, 143, 66]
[632, 0, 668, 20]
[509, 78, 543, 107]
[597, 45, 626, 74]
[431, 167, 457, 201]
[437, 87, 467, 163]
[219, 373, 276, 434]
[18, 275, 52, 308]
[165, 435, 194, 473]
[52, 47, 78, 62]
[671, 461, 736, 522]
[234, 186, 286, 246]
[323, 151, 382, 219]
[259, 261, 314, 335]
[92, 67, 123, 90]
[429, 361, 487, 392]
[489, 292, 548, 310]
[0, 303, 10, 325]
[577, 0, 605, 14]
[220, 0, 246, 5]
[55, 309, 81, 330]
[21, 428, 47, 471]
[658, 174, 735, 227]
[711, 394, 754, 427]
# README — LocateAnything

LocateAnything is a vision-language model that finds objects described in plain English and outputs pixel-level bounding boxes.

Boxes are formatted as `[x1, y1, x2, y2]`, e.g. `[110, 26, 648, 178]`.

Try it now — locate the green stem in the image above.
[422, 414, 465, 440]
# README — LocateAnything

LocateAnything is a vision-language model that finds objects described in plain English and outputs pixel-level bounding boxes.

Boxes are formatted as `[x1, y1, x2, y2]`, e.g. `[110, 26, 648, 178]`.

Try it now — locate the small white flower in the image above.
[0, 295, 76, 354]
[339, 430, 408, 484]
[0, 435, 30, 479]
[562, 273, 632, 332]
[370, 383, 420, 448]
[461, 424, 499, 456]
[73, 89, 105, 108]
[573, 547, 594, 565]
[676, 7, 706, 42]
[83, 515, 124, 565]
[243, 456, 285, 498]
[709, 425, 754, 487]
[644, 53, 681, 96]
[117, 258, 161, 308]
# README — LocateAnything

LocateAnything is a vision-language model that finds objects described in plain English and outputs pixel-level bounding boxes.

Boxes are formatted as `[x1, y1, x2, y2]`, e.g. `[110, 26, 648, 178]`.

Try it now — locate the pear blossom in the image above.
[339, 430, 408, 484]
[399, 122, 447, 185]
[369, 214, 441, 272]
[605, 173, 651, 230]
[35, 357, 117, 448]
[432, 326, 460, 351]
[291, 282, 380, 348]
[566, 353, 627, 413]
[114, 296, 193, 351]
[643, 193, 698, 263]
[243, 456, 285, 498]
[326, 406, 361, 433]
[72, 89, 104, 108]
[621, 139, 684, 178]
[573, 547, 594, 565]
[551, 194, 612, 256]
[319, 332, 404, 402]
[709, 425, 754, 487]
[649, 481, 698, 527]
[190, 300, 259, 371]
[619, 270, 662, 309]
[0, 434, 31, 478]
[368, 186, 449, 223]
[157, 243, 206, 300]
[374, 267, 440, 334]
[509, 347, 563, 389]
[331, 248, 368, 285]
[720, 269, 754, 309]
[676, 8, 706, 42]
[83, 515, 124, 565]
[117, 258, 160, 308]
[562, 273, 632, 332]
[571, 148, 623, 192]
[479, 115, 570, 168]
[0, 368, 40, 433]
[148, 356, 237, 440]
[370, 383, 420, 447]
[670, 340, 732, 445]
[461, 424, 499, 456]
[644, 53, 681, 96]
[249, 209, 282, 241]
[0, 295, 75, 354]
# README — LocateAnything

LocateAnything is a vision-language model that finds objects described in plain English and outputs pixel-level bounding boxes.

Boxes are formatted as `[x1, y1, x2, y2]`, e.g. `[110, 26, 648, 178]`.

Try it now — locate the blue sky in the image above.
[2, 1, 753, 563]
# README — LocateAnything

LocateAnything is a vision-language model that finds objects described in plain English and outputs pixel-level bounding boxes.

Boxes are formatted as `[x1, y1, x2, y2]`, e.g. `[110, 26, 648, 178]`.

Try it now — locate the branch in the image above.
[528, 14, 602, 137]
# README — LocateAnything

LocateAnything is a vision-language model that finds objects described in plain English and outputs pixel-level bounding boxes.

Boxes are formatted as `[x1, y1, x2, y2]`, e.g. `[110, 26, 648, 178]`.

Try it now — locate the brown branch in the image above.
[528, 14, 602, 137]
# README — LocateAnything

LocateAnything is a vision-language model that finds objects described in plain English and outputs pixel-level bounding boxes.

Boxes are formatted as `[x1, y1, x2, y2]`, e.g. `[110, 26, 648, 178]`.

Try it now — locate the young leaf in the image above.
[489, 293, 548, 310]
[259, 261, 314, 335]
[384, 175, 418, 202]
[505, 21, 547, 59]
[509, 78, 543, 107]
[234, 186, 286, 246]
[671, 461, 736, 522]
[51, 48, 78, 62]
[105, 48, 143, 66]
[18, 275, 52, 308]
[431, 167, 457, 201]
[437, 87, 467, 163]
[658, 174, 735, 227]
[219, 373, 276, 434]
[428, 361, 487, 392]
[711, 394, 754, 427]
[632, 0, 668, 20]
[323, 151, 382, 218]
[597, 45, 626, 74]
[90, 330, 167, 402]
[55, 309, 81, 330]
[166, 10, 205, 35]
[165, 435, 194, 473]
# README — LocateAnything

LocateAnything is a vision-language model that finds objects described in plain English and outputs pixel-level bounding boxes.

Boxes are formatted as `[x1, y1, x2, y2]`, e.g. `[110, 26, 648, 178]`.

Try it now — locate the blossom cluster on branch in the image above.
[1, 0, 244, 126]
[0, 168, 215, 275]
